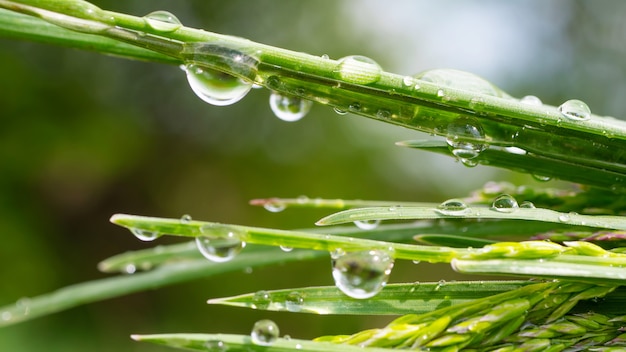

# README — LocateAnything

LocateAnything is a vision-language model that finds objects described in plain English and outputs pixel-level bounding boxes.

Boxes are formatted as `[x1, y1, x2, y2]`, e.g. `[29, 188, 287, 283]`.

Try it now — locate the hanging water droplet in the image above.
[130, 228, 160, 242]
[354, 219, 380, 230]
[559, 214, 571, 223]
[333, 107, 348, 115]
[491, 194, 519, 213]
[263, 202, 286, 213]
[269, 92, 313, 122]
[184, 64, 252, 106]
[285, 291, 304, 312]
[446, 116, 487, 160]
[252, 290, 271, 309]
[558, 99, 591, 121]
[520, 95, 542, 106]
[180, 214, 192, 224]
[204, 340, 226, 352]
[414, 69, 511, 98]
[460, 158, 478, 167]
[280, 245, 294, 252]
[532, 174, 552, 182]
[520, 201, 536, 209]
[331, 249, 394, 299]
[335, 55, 382, 85]
[196, 226, 245, 262]
[251, 319, 279, 346]
[143, 11, 182, 32]
[435, 199, 469, 216]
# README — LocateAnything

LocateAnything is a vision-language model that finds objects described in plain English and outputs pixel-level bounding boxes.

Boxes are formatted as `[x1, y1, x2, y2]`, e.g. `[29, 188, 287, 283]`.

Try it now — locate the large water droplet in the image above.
[131, 228, 160, 242]
[354, 219, 380, 230]
[285, 291, 304, 312]
[251, 319, 279, 346]
[558, 99, 591, 121]
[491, 194, 519, 213]
[446, 116, 487, 160]
[332, 249, 394, 299]
[196, 226, 245, 262]
[184, 64, 252, 106]
[269, 92, 313, 122]
[435, 199, 469, 216]
[143, 11, 182, 32]
[335, 55, 382, 85]
[414, 69, 510, 98]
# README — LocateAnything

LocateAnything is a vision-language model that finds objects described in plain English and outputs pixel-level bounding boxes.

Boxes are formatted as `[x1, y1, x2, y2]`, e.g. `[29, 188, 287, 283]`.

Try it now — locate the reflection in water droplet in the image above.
[184, 64, 252, 106]
[520, 95, 542, 106]
[180, 214, 192, 224]
[558, 99, 591, 121]
[251, 319, 279, 346]
[285, 291, 304, 312]
[332, 249, 394, 299]
[460, 158, 478, 167]
[491, 194, 519, 213]
[143, 11, 182, 32]
[280, 245, 294, 252]
[335, 55, 382, 85]
[196, 226, 245, 262]
[414, 69, 511, 98]
[354, 219, 380, 230]
[446, 116, 487, 160]
[436, 199, 469, 216]
[269, 92, 313, 122]
[252, 290, 271, 309]
[131, 228, 159, 242]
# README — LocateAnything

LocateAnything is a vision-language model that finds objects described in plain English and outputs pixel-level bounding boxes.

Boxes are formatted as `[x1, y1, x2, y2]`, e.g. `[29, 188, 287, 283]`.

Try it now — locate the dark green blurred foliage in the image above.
[0, 1, 624, 351]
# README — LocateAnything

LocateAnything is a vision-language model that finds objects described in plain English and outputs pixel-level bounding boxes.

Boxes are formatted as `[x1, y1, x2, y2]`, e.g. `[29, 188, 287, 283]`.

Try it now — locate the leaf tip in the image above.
[130, 334, 142, 341]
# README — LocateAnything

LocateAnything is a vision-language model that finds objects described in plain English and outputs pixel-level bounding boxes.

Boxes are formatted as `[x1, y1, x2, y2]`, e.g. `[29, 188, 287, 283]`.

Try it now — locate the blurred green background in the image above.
[0, 0, 624, 350]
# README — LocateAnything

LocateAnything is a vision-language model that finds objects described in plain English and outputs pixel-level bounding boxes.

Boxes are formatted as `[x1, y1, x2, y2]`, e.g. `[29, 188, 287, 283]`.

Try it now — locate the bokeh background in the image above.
[1, 0, 624, 350]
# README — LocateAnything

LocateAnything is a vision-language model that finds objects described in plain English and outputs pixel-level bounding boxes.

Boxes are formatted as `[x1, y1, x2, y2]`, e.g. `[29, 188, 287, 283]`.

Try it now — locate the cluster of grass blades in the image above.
[3, 1, 626, 351]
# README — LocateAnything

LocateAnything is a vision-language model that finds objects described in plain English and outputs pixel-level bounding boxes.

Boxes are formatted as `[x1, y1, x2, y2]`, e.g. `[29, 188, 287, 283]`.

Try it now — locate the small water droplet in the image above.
[130, 228, 160, 242]
[296, 343, 303, 349]
[204, 340, 226, 352]
[520, 201, 536, 209]
[143, 11, 182, 32]
[335, 55, 382, 85]
[460, 158, 478, 167]
[532, 174, 552, 182]
[491, 194, 519, 213]
[559, 214, 571, 223]
[196, 226, 245, 262]
[412, 260, 421, 265]
[376, 109, 391, 119]
[263, 202, 286, 213]
[184, 64, 252, 106]
[446, 116, 487, 160]
[252, 290, 271, 309]
[520, 95, 542, 106]
[436, 89, 445, 97]
[15, 298, 31, 316]
[296, 195, 309, 203]
[124, 264, 137, 274]
[558, 99, 591, 121]
[402, 76, 415, 87]
[353, 219, 380, 230]
[269, 92, 313, 122]
[435, 199, 469, 216]
[280, 245, 294, 252]
[180, 214, 192, 224]
[251, 319, 279, 346]
[332, 249, 394, 299]
[285, 291, 305, 312]
[1, 311, 12, 321]
[333, 107, 348, 115]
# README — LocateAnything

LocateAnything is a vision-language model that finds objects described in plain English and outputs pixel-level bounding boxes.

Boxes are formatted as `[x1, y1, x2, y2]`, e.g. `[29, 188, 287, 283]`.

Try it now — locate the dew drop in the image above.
[491, 194, 519, 213]
[196, 226, 245, 262]
[280, 245, 294, 252]
[333, 107, 348, 115]
[285, 291, 305, 312]
[376, 109, 391, 119]
[124, 264, 137, 274]
[446, 116, 487, 160]
[402, 76, 415, 87]
[252, 290, 271, 309]
[331, 249, 394, 299]
[335, 55, 382, 85]
[436, 89, 445, 98]
[520, 201, 536, 209]
[348, 102, 361, 112]
[532, 174, 552, 182]
[263, 202, 286, 213]
[435, 199, 469, 216]
[414, 69, 510, 98]
[297, 195, 309, 203]
[180, 214, 192, 224]
[184, 64, 252, 106]
[296, 343, 303, 349]
[1, 311, 12, 321]
[143, 10, 182, 32]
[353, 219, 380, 230]
[460, 158, 478, 168]
[559, 214, 571, 223]
[204, 340, 226, 352]
[130, 228, 160, 242]
[269, 92, 313, 122]
[558, 99, 591, 121]
[520, 95, 542, 106]
[251, 319, 279, 346]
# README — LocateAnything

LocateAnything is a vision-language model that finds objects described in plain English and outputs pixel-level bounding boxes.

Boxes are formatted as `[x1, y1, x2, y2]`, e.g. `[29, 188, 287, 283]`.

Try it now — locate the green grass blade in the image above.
[131, 333, 398, 352]
[208, 281, 531, 315]
[412, 234, 496, 247]
[249, 197, 435, 211]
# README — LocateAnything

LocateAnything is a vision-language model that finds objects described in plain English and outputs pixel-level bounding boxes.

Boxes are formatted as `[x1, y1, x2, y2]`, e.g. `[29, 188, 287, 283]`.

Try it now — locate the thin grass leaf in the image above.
[412, 234, 496, 248]
[207, 281, 531, 315]
[249, 197, 435, 211]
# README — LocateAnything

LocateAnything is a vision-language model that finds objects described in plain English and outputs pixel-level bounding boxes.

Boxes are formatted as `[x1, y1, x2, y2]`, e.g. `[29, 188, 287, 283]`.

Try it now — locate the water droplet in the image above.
[436, 89, 445, 97]
[491, 194, 519, 213]
[321, 54, 330, 60]
[269, 92, 313, 122]
[204, 340, 226, 352]
[460, 158, 478, 167]
[558, 99, 591, 121]
[331, 249, 394, 299]
[333, 107, 348, 115]
[520, 201, 536, 209]
[435, 199, 469, 216]
[184, 64, 252, 106]
[348, 102, 361, 112]
[180, 214, 192, 224]
[414, 69, 510, 98]
[559, 214, 571, 223]
[402, 76, 415, 87]
[335, 55, 382, 85]
[446, 116, 487, 160]
[252, 290, 271, 309]
[16, 298, 31, 316]
[280, 245, 294, 252]
[296, 343, 302, 349]
[1, 311, 12, 321]
[143, 11, 182, 32]
[520, 95, 542, 106]
[353, 219, 380, 230]
[532, 174, 552, 182]
[130, 228, 160, 242]
[376, 109, 391, 119]
[251, 319, 279, 346]
[124, 264, 137, 274]
[297, 195, 309, 203]
[196, 226, 245, 262]
[412, 260, 421, 265]
[263, 202, 286, 213]
[285, 291, 304, 312]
